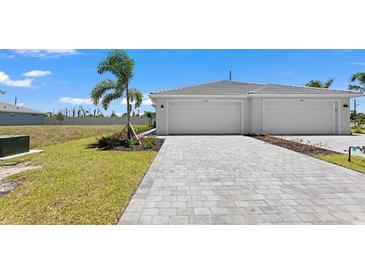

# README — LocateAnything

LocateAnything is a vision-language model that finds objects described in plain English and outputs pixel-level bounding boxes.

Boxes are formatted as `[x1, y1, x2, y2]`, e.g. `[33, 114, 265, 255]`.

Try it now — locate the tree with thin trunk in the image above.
[348, 72, 365, 92]
[305, 78, 334, 88]
[90, 50, 143, 139]
[143, 111, 156, 126]
[55, 111, 65, 125]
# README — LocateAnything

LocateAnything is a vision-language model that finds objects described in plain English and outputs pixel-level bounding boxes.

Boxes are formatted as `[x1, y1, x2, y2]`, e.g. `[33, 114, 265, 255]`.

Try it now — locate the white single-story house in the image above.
[149, 80, 363, 135]
[0, 101, 45, 126]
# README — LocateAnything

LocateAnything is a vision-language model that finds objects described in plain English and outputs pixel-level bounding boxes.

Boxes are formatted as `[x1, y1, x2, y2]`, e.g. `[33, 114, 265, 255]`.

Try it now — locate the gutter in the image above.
[149, 92, 364, 100]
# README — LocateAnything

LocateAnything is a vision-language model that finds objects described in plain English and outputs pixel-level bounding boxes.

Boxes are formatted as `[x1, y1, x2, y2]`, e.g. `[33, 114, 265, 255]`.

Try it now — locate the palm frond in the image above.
[349, 72, 365, 92]
[306, 78, 333, 88]
[323, 78, 334, 88]
[144, 111, 155, 118]
[101, 90, 123, 110]
[97, 49, 134, 81]
[90, 79, 118, 105]
[305, 80, 322, 88]
[348, 84, 365, 92]
[350, 72, 365, 82]
[0, 89, 5, 95]
[129, 88, 143, 109]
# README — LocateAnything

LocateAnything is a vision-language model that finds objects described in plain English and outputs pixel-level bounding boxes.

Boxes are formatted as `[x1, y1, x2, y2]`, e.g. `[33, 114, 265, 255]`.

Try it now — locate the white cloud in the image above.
[0, 54, 15, 59]
[58, 97, 93, 105]
[121, 95, 152, 105]
[17, 103, 25, 107]
[13, 49, 77, 58]
[142, 97, 152, 105]
[351, 62, 365, 66]
[0, 71, 32, 87]
[22, 70, 52, 78]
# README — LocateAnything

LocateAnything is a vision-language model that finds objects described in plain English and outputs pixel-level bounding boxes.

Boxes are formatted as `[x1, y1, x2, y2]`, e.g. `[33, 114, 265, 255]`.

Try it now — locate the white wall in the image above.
[339, 98, 351, 134]
[156, 98, 246, 135]
[242, 98, 251, 135]
[155, 97, 352, 135]
[168, 100, 242, 134]
[250, 98, 264, 135]
[155, 98, 168, 135]
[250, 97, 351, 135]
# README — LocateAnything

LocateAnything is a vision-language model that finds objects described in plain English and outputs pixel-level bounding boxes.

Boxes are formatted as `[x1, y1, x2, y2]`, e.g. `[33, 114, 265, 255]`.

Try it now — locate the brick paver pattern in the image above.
[119, 136, 365, 225]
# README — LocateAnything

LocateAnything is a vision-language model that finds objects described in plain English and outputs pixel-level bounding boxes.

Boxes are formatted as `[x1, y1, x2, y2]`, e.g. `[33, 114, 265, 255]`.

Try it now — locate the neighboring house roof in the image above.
[150, 80, 363, 97]
[0, 101, 44, 114]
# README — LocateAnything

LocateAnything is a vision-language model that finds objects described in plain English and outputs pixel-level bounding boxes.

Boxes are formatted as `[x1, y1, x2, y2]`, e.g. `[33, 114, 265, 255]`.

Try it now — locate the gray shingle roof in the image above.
[252, 84, 356, 95]
[0, 101, 44, 114]
[150, 80, 361, 96]
[151, 81, 264, 95]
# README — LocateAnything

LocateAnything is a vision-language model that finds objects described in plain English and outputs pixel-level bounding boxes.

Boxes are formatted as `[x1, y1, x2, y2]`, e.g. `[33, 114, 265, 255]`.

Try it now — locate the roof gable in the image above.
[0, 101, 44, 114]
[150, 80, 362, 96]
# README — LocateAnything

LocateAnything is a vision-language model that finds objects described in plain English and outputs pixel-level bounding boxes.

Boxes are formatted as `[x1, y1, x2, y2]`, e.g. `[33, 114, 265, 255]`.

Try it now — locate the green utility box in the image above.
[0, 135, 30, 158]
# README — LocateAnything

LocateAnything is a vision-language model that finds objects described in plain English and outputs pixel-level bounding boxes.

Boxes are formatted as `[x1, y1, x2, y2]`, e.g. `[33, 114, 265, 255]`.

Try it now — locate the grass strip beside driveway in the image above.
[254, 135, 365, 175]
[0, 136, 156, 224]
[315, 154, 365, 174]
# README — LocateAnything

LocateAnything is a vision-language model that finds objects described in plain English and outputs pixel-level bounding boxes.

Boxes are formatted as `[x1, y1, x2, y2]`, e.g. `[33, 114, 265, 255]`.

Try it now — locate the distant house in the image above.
[0, 101, 45, 126]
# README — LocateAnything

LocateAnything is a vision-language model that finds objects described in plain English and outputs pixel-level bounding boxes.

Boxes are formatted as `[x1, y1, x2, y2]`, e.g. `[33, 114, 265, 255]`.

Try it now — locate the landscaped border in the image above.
[253, 135, 339, 155]
[252, 135, 365, 174]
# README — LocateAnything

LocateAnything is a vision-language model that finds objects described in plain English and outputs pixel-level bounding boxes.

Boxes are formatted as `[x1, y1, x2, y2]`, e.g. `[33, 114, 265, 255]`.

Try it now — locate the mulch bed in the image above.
[113, 138, 164, 152]
[253, 135, 340, 156]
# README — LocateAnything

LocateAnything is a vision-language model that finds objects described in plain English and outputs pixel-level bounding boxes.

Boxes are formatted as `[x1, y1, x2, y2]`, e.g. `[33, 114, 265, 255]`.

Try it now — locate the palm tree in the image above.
[143, 111, 156, 126]
[348, 72, 365, 92]
[0, 89, 6, 95]
[90, 50, 143, 139]
[305, 78, 334, 88]
[348, 72, 365, 116]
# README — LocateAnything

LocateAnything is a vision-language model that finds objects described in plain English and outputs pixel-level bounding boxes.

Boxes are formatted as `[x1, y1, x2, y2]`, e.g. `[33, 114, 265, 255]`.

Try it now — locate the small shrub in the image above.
[135, 125, 153, 134]
[352, 125, 363, 134]
[97, 132, 141, 149]
[54, 111, 65, 124]
[97, 134, 122, 148]
[352, 114, 365, 133]
[143, 137, 156, 149]
[125, 138, 139, 148]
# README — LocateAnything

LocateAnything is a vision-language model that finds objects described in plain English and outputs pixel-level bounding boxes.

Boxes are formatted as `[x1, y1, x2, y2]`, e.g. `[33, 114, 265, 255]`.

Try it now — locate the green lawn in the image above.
[0, 125, 152, 148]
[0, 125, 156, 224]
[315, 154, 365, 174]
[351, 127, 365, 134]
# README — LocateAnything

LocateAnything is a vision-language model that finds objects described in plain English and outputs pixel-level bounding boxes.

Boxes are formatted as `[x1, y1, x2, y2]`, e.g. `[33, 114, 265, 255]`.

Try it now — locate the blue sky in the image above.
[0, 49, 365, 115]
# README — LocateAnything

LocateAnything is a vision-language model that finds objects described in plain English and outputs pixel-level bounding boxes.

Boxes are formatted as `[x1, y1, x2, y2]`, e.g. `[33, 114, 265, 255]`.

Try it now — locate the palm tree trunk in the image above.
[126, 82, 132, 139]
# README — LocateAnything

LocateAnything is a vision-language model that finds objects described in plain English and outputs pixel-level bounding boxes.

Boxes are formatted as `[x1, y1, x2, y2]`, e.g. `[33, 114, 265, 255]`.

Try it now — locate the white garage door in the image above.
[168, 101, 241, 134]
[263, 100, 336, 134]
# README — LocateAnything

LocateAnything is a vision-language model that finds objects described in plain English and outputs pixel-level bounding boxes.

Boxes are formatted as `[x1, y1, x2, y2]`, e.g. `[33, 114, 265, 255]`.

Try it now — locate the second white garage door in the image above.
[263, 99, 336, 134]
[168, 101, 241, 134]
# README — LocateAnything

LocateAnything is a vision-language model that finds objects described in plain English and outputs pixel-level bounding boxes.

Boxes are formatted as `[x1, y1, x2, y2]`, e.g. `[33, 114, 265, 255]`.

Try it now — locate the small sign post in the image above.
[348, 146, 365, 162]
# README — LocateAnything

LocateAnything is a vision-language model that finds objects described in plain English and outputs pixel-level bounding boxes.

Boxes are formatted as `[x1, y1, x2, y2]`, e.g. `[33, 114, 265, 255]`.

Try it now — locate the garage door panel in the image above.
[264, 100, 335, 134]
[168, 102, 241, 134]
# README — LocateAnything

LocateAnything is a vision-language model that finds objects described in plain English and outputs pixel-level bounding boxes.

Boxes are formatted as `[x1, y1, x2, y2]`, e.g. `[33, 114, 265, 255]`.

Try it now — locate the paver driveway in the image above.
[119, 136, 365, 225]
